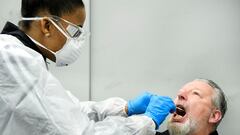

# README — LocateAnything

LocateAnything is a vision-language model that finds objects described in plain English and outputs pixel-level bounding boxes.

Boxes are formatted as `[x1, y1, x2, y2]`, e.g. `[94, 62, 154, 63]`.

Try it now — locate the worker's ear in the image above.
[40, 18, 51, 37]
[209, 109, 222, 124]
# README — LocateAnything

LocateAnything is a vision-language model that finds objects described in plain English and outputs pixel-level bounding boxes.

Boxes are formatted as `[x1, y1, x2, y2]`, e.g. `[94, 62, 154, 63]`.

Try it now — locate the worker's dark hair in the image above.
[20, 0, 85, 30]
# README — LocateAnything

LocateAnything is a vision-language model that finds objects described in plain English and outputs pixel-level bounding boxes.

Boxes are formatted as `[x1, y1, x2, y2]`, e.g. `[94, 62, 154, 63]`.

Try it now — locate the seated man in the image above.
[156, 78, 227, 135]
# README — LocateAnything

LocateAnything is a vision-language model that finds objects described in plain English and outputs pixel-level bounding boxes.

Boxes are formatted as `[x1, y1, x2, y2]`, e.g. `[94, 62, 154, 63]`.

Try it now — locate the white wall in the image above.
[0, 0, 21, 30]
[90, 0, 240, 134]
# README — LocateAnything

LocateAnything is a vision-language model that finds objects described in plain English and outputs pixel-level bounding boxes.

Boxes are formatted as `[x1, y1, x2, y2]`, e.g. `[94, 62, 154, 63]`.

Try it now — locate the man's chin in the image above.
[167, 118, 191, 135]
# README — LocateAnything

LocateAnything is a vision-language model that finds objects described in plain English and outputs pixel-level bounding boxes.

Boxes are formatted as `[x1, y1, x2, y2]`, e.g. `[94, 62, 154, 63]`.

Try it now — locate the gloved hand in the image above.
[144, 95, 176, 129]
[127, 92, 153, 116]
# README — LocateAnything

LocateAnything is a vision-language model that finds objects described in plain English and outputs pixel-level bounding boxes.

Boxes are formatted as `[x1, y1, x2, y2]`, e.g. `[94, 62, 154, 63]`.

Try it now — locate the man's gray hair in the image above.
[195, 78, 227, 128]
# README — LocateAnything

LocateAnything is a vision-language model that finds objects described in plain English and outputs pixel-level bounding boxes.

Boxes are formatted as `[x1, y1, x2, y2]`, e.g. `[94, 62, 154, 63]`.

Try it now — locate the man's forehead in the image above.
[180, 80, 214, 94]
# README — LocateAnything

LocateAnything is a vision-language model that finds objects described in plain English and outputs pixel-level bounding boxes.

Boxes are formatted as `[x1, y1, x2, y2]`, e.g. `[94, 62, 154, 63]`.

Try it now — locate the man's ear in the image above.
[40, 18, 51, 37]
[209, 109, 222, 124]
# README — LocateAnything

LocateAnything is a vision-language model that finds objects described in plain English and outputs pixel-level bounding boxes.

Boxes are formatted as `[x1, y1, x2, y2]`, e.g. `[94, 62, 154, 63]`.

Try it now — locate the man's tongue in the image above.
[172, 111, 186, 122]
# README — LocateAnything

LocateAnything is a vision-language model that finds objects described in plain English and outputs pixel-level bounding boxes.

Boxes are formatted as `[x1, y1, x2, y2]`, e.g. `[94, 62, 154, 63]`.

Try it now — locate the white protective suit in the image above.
[0, 34, 156, 135]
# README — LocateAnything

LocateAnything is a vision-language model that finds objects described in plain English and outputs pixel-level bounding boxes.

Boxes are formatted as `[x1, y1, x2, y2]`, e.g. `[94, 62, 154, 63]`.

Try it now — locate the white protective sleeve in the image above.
[0, 35, 156, 135]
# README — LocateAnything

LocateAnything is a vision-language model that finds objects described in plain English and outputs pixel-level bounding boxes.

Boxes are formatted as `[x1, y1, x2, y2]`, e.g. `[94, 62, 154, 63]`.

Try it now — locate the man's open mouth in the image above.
[176, 105, 186, 117]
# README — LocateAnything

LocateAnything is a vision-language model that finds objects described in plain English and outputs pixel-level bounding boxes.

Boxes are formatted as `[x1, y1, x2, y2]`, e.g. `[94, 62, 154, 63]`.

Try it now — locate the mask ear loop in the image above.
[22, 16, 68, 37]
[22, 17, 55, 51]
[22, 17, 44, 21]
[27, 33, 55, 54]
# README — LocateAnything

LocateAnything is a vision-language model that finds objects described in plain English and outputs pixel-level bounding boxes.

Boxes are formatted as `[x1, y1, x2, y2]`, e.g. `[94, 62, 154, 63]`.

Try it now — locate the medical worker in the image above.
[0, 0, 176, 135]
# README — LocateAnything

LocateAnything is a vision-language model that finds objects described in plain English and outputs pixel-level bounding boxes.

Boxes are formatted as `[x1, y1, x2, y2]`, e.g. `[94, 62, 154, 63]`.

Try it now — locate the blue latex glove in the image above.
[144, 95, 176, 129]
[127, 92, 153, 116]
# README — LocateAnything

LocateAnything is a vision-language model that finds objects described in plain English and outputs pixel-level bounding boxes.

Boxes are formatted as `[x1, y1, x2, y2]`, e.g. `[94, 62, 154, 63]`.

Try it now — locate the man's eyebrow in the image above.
[192, 88, 201, 91]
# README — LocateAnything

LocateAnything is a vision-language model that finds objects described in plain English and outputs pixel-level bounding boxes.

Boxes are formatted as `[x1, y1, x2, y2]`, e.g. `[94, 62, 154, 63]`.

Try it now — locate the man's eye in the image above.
[193, 91, 200, 96]
[193, 91, 198, 95]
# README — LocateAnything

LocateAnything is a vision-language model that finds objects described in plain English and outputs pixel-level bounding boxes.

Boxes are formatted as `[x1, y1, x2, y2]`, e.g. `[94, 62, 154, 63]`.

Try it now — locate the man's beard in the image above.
[167, 117, 197, 135]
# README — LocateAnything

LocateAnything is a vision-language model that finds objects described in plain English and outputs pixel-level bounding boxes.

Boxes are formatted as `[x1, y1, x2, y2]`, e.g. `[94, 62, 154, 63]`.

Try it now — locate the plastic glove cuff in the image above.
[144, 112, 160, 129]
[127, 101, 133, 116]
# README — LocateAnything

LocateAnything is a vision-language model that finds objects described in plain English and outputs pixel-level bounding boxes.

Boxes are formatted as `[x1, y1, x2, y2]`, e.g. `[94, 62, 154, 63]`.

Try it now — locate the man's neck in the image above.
[189, 127, 212, 135]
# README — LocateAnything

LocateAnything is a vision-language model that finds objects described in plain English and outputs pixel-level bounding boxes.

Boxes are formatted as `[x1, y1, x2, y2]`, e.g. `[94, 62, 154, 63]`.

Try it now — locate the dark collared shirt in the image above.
[1, 21, 46, 61]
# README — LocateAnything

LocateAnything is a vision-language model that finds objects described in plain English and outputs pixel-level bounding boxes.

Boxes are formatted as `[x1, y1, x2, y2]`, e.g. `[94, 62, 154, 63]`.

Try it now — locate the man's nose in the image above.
[177, 91, 188, 101]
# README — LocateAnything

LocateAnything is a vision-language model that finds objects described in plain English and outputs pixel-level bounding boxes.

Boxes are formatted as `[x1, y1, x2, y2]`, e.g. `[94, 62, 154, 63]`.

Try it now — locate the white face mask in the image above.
[54, 34, 85, 66]
[22, 16, 87, 66]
